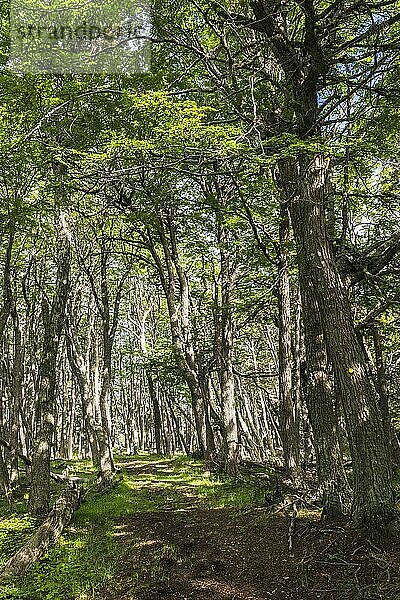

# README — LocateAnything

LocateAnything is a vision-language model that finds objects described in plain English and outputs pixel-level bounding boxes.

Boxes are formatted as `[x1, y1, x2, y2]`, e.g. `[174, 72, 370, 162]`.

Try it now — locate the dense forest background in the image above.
[1, 2, 400, 586]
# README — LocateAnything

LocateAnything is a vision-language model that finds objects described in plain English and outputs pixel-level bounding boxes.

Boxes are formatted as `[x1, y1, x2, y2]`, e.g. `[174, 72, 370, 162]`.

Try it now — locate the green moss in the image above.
[73, 480, 160, 523]
[197, 476, 265, 509]
[0, 515, 37, 568]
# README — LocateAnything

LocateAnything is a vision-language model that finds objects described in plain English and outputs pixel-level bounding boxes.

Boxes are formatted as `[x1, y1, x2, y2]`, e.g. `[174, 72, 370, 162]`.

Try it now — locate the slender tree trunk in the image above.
[96, 332, 115, 477]
[67, 389, 75, 460]
[139, 308, 162, 454]
[145, 218, 211, 458]
[9, 304, 24, 490]
[0, 379, 10, 500]
[0, 231, 14, 500]
[29, 213, 71, 516]
[217, 217, 240, 473]
[277, 204, 301, 481]
[66, 306, 101, 468]
[147, 372, 162, 453]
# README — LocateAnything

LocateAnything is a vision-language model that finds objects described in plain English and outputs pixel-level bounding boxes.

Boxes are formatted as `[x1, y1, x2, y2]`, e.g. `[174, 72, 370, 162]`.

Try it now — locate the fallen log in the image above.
[0, 485, 82, 578]
[0, 470, 123, 579]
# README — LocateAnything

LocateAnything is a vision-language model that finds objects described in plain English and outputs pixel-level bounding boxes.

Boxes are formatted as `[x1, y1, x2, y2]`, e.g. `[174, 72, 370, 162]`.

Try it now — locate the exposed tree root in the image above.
[93, 470, 123, 495]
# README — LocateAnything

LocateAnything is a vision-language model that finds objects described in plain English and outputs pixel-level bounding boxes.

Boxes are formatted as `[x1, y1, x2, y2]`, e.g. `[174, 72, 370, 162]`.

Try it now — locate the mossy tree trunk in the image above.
[286, 153, 396, 531]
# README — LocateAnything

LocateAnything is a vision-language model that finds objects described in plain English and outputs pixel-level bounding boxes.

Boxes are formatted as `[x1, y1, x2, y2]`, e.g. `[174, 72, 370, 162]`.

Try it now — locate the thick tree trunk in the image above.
[301, 283, 350, 516]
[372, 326, 400, 466]
[29, 314, 58, 516]
[284, 154, 397, 531]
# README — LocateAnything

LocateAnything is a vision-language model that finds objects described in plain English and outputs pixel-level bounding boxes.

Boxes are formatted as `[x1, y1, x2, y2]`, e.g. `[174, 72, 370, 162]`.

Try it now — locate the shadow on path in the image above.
[97, 456, 329, 600]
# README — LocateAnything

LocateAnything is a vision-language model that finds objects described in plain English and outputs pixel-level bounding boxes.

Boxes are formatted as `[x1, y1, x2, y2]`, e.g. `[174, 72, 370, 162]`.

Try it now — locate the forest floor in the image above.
[1, 455, 400, 600]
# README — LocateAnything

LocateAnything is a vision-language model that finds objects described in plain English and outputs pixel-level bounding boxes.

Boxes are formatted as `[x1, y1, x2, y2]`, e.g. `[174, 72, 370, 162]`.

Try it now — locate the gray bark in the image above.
[29, 213, 71, 516]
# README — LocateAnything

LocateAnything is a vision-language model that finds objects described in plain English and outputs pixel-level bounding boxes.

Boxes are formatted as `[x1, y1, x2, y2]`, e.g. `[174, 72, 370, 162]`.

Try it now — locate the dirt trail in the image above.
[98, 458, 400, 600]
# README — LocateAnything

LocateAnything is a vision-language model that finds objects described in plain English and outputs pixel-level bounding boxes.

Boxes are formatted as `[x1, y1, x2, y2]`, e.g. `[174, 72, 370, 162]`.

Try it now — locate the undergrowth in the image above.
[0, 453, 264, 600]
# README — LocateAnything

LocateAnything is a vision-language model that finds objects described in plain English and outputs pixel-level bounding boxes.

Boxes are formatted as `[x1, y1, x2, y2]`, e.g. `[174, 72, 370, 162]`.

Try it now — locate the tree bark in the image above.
[277, 204, 300, 481]
[2, 485, 82, 579]
[65, 307, 101, 468]
[29, 213, 71, 516]
[301, 281, 350, 516]
[217, 216, 240, 473]
[372, 325, 400, 466]
[284, 154, 396, 530]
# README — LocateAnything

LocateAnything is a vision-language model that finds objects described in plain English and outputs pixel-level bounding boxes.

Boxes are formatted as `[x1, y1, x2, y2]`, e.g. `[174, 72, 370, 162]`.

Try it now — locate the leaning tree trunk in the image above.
[29, 213, 71, 516]
[2, 485, 82, 578]
[285, 153, 396, 531]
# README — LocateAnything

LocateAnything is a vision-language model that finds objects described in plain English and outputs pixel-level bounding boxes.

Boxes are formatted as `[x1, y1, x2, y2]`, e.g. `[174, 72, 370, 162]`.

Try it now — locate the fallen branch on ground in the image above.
[0, 470, 123, 579]
[0, 485, 82, 578]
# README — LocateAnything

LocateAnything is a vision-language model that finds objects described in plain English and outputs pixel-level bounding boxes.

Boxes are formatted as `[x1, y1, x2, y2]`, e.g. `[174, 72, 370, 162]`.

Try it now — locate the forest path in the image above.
[2, 454, 399, 599]
[95, 455, 332, 600]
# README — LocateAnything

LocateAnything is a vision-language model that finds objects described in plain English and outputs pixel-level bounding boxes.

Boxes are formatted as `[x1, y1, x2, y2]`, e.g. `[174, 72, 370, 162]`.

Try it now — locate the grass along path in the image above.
[1, 455, 400, 599]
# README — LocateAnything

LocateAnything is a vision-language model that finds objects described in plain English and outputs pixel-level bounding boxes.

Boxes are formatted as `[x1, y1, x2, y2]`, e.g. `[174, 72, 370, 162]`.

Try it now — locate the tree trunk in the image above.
[2, 485, 82, 579]
[301, 282, 350, 516]
[9, 301, 24, 490]
[139, 308, 163, 454]
[145, 217, 212, 458]
[217, 217, 240, 473]
[284, 154, 396, 531]
[29, 213, 71, 516]
[372, 325, 400, 466]
[65, 298, 102, 469]
[147, 372, 162, 453]
[277, 204, 300, 481]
